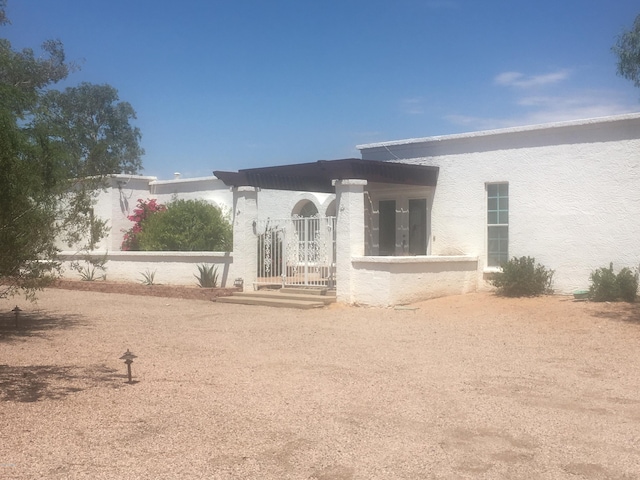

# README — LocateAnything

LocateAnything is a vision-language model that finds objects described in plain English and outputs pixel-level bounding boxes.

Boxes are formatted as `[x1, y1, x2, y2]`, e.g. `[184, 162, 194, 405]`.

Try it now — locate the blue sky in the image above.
[5, 0, 640, 179]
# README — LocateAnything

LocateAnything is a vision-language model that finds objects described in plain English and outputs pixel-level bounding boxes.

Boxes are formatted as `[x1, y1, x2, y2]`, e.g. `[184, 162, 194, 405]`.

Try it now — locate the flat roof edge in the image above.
[356, 112, 640, 150]
[150, 176, 221, 186]
[109, 174, 158, 181]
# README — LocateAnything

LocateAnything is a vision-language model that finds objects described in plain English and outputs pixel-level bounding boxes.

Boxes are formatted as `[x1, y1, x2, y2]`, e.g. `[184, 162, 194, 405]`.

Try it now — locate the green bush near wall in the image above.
[589, 263, 638, 302]
[137, 199, 232, 252]
[490, 256, 554, 297]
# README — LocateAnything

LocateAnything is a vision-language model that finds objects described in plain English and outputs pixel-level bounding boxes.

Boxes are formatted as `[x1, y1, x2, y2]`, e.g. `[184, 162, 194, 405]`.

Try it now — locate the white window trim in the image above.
[486, 182, 509, 268]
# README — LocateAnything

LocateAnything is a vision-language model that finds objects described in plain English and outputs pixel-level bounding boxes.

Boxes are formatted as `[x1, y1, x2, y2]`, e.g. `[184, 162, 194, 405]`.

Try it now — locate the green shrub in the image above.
[589, 263, 638, 302]
[490, 256, 554, 297]
[137, 199, 232, 252]
[617, 267, 639, 302]
[195, 264, 219, 288]
[589, 263, 619, 301]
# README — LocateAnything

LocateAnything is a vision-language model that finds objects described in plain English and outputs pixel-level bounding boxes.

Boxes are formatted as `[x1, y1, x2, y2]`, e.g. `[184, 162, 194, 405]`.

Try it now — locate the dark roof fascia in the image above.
[214, 158, 438, 193]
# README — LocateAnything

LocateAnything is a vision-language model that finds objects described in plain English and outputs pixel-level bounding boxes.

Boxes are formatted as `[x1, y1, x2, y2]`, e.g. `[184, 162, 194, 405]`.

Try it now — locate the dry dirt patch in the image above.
[52, 278, 239, 301]
[1, 289, 639, 479]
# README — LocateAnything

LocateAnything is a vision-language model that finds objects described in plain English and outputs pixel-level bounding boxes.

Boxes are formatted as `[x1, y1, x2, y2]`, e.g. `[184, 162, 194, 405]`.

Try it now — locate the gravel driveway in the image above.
[1, 289, 639, 479]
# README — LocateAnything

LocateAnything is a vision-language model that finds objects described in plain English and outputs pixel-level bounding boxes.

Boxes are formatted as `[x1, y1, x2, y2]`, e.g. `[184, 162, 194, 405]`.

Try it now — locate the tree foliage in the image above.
[0, 2, 143, 298]
[613, 14, 640, 89]
[34, 83, 144, 176]
[136, 199, 232, 252]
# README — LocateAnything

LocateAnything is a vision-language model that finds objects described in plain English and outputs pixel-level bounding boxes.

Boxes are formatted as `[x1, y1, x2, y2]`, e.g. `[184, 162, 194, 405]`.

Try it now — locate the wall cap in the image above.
[331, 179, 368, 186]
[352, 255, 478, 264]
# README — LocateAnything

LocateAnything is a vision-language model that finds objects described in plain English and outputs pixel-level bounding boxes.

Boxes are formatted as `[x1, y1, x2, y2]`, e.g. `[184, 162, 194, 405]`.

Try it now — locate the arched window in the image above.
[292, 200, 319, 248]
[295, 201, 318, 218]
[325, 200, 336, 217]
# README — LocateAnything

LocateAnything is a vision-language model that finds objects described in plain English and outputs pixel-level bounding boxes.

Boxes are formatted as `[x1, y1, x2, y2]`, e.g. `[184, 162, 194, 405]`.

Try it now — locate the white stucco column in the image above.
[232, 186, 258, 291]
[333, 179, 367, 303]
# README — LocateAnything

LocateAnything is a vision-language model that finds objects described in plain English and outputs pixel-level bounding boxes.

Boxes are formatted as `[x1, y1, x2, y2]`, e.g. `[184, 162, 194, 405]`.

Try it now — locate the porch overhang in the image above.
[214, 158, 439, 193]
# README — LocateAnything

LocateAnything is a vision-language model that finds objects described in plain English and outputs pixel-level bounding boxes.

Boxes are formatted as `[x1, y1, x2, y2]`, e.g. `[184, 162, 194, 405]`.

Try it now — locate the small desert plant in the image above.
[140, 269, 157, 286]
[490, 256, 554, 297]
[589, 263, 638, 302]
[71, 252, 108, 282]
[77, 265, 106, 281]
[194, 264, 219, 288]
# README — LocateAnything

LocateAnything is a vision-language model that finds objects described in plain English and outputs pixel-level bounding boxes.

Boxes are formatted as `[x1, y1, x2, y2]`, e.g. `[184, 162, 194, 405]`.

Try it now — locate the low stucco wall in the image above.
[351, 255, 478, 306]
[58, 251, 236, 288]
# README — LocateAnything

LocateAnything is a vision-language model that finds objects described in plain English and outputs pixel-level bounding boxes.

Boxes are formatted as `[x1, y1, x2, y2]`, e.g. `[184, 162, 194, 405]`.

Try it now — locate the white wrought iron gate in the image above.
[255, 216, 336, 288]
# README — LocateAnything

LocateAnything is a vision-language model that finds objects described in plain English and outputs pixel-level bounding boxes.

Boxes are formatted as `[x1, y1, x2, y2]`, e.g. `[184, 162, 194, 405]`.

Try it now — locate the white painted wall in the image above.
[358, 113, 640, 294]
[231, 186, 259, 290]
[58, 251, 236, 287]
[334, 180, 367, 303]
[351, 256, 478, 306]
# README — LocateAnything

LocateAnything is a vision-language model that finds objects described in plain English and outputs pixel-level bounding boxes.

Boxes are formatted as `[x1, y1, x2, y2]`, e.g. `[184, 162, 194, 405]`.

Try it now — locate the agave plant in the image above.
[140, 269, 157, 286]
[194, 264, 218, 288]
[79, 265, 100, 281]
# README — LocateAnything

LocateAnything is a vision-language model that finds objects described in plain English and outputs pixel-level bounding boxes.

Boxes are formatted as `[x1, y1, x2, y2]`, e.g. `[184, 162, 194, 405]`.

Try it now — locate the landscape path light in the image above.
[12, 306, 21, 328]
[119, 349, 138, 383]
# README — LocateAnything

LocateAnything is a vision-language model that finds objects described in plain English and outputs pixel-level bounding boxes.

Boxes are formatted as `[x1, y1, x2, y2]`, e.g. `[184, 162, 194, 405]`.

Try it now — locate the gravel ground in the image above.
[1, 288, 640, 479]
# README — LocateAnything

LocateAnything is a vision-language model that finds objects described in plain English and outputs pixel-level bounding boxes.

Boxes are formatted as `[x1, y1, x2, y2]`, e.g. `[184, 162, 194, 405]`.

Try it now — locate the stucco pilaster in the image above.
[333, 179, 367, 303]
[232, 186, 259, 290]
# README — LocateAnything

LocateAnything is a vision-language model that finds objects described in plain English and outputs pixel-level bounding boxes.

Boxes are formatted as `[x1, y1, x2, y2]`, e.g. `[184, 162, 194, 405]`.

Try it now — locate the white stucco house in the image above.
[62, 113, 640, 306]
[355, 113, 640, 298]
[60, 172, 335, 287]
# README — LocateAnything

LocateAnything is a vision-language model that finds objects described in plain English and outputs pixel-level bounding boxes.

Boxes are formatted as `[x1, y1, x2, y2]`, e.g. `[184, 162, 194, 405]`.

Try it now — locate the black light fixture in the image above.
[119, 349, 138, 383]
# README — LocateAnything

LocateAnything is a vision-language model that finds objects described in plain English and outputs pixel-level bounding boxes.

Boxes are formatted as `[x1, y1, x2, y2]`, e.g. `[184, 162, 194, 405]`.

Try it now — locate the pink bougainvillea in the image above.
[121, 198, 166, 250]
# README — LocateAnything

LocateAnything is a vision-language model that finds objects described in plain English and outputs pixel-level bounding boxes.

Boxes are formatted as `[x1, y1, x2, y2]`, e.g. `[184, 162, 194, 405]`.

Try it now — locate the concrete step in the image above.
[234, 290, 336, 305]
[217, 295, 325, 309]
[217, 288, 337, 309]
[231, 291, 335, 305]
[280, 287, 336, 297]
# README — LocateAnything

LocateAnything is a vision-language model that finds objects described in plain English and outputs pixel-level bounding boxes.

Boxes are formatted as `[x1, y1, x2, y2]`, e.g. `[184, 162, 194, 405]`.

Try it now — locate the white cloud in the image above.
[494, 71, 523, 86]
[446, 89, 638, 131]
[445, 66, 637, 132]
[494, 70, 571, 88]
[400, 97, 426, 115]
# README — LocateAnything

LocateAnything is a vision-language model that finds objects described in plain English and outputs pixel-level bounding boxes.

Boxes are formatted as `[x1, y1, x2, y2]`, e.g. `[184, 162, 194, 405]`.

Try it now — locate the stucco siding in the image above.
[351, 256, 478, 306]
[359, 115, 640, 294]
[58, 251, 236, 287]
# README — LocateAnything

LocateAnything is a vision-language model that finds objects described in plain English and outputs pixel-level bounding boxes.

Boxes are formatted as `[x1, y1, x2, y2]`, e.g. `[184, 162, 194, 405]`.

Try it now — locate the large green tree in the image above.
[613, 13, 640, 89]
[34, 83, 144, 176]
[0, 1, 143, 298]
